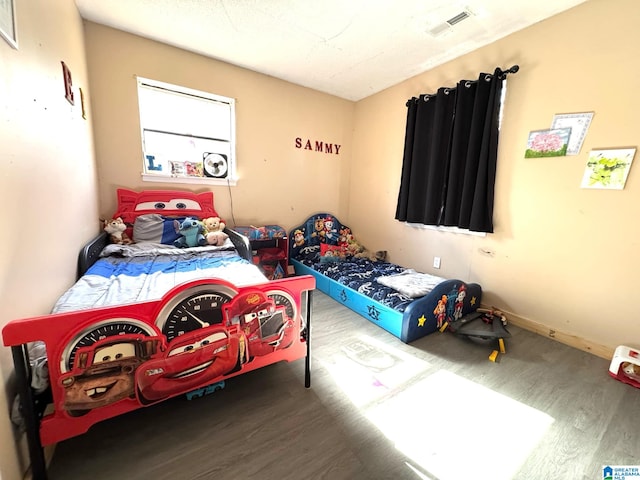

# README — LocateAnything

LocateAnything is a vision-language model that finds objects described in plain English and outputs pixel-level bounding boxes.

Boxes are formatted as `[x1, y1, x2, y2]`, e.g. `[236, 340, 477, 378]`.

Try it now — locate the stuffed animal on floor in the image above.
[202, 216, 229, 246]
[174, 217, 206, 248]
[103, 217, 132, 245]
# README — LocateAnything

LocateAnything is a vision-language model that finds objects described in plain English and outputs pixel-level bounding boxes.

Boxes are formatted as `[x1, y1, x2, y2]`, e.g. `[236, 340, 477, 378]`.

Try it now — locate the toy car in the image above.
[59, 334, 162, 416]
[226, 290, 294, 358]
[136, 325, 246, 403]
[185, 380, 226, 400]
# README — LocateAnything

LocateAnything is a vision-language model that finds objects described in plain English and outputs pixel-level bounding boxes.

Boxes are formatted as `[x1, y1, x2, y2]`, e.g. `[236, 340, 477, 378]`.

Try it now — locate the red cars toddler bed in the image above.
[289, 212, 481, 343]
[2, 189, 315, 480]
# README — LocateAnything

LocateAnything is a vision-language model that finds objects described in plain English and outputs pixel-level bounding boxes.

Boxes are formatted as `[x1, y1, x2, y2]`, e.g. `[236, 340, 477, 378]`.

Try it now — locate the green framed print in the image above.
[580, 148, 636, 190]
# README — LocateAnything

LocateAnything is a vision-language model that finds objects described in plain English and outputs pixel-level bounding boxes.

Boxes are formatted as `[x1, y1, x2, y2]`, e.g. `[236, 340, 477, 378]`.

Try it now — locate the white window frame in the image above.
[136, 76, 237, 185]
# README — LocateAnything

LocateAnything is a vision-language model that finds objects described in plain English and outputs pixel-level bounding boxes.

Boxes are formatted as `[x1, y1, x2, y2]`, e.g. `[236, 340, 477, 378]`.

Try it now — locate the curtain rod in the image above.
[498, 64, 519, 79]
[407, 65, 520, 105]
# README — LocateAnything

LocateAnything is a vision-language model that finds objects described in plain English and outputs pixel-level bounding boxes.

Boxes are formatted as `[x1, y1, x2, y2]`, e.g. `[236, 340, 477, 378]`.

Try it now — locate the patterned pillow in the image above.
[133, 214, 185, 244]
[319, 243, 346, 263]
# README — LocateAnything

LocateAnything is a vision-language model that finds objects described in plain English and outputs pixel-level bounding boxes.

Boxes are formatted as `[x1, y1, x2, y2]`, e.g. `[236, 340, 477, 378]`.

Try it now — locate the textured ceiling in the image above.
[75, 0, 587, 101]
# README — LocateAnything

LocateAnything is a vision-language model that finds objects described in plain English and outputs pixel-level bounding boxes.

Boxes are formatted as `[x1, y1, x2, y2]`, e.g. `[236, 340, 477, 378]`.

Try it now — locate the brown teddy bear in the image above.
[346, 236, 386, 262]
[103, 217, 132, 245]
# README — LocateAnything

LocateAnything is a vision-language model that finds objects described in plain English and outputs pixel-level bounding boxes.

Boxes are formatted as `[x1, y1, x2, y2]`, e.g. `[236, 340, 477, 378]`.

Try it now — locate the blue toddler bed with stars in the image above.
[289, 213, 482, 343]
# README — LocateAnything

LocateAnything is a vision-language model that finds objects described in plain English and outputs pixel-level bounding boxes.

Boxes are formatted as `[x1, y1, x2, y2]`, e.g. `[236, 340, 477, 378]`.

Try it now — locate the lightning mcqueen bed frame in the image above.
[289, 213, 481, 343]
[2, 190, 315, 480]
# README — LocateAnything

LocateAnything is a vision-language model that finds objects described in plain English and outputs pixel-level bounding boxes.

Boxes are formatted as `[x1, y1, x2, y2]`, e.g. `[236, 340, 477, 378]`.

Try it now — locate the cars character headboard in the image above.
[113, 188, 220, 225]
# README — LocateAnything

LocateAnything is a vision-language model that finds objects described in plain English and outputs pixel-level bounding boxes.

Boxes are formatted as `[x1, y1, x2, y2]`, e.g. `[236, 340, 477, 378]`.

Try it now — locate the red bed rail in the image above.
[3, 275, 315, 447]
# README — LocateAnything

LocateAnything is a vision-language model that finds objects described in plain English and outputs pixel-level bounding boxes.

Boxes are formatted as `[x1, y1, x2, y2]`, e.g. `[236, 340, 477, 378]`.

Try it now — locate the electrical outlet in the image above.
[433, 256, 441, 269]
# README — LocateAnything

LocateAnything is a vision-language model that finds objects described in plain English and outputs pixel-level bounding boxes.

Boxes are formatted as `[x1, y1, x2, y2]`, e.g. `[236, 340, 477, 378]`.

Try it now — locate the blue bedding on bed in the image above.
[53, 242, 268, 313]
[86, 248, 247, 277]
[295, 245, 415, 312]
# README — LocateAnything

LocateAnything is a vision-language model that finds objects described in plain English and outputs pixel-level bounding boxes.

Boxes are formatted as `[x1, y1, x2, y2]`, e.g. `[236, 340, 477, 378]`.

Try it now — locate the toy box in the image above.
[234, 225, 286, 241]
[609, 345, 640, 389]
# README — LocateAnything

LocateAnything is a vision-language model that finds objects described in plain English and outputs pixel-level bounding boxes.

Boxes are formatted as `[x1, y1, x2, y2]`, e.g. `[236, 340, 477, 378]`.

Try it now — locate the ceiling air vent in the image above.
[447, 10, 471, 26]
[427, 8, 474, 37]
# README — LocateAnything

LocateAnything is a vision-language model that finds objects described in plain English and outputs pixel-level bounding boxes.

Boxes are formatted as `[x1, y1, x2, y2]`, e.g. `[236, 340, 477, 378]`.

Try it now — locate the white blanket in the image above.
[376, 269, 446, 298]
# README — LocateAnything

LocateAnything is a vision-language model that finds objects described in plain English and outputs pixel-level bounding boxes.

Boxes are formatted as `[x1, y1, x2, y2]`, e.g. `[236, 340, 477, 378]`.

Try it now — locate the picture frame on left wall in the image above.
[0, 0, 17, 50]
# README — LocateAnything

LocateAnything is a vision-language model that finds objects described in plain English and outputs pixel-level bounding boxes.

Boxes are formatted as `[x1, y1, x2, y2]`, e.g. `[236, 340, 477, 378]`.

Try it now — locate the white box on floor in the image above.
[609, 345, 640, 389]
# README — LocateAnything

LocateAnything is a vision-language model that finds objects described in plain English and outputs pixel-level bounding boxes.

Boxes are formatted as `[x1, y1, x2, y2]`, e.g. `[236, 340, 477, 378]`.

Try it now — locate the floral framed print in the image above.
[0, 0, 17, 50]
[524, 128, 571, 158]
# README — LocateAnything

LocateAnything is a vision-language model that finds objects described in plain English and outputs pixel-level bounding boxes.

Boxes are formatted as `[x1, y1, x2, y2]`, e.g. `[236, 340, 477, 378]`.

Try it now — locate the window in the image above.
[395, 66, 518, 233]
[136, 77, 236, 185]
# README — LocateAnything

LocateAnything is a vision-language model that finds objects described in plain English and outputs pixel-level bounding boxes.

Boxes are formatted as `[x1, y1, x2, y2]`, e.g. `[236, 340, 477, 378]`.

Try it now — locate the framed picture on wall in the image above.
[0, 0, 18, 49]
[524, 128, 571, 158]
[580, 148, 636, 190]
[551, 112, 594, 155]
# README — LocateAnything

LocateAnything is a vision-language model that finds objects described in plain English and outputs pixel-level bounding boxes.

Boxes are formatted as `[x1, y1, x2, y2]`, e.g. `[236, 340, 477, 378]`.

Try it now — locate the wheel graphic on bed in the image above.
[154, 283, 238, 341]
[266, 290, 297, 322]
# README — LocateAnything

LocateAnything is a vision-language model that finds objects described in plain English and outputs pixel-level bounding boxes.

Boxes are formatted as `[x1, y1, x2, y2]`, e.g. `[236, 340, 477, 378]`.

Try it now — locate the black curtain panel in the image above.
[395, 66, 518, 233]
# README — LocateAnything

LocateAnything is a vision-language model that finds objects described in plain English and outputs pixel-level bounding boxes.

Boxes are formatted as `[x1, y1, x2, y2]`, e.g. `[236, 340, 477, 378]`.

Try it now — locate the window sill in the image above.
[141, 173, 237, 187]
[406, 223, 486, 237]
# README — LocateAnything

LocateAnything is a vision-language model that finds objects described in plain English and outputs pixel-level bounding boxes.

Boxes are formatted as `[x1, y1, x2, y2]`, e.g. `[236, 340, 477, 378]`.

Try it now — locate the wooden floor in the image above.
[47, 291, 640, 480]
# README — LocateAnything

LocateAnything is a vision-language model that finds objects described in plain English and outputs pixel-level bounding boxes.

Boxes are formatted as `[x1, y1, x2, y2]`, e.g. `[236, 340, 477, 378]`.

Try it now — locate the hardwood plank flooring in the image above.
[47, 292, 640, 480]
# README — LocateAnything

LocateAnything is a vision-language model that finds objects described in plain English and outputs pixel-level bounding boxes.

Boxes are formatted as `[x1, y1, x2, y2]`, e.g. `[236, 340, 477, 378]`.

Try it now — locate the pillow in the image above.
[133, 214, 185, 245]
[294, 245, 320, 264]
[319, 243, 346, 263]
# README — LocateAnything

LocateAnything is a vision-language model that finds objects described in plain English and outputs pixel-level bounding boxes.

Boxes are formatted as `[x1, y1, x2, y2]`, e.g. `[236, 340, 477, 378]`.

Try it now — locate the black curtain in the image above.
[395, 67, 514, 233]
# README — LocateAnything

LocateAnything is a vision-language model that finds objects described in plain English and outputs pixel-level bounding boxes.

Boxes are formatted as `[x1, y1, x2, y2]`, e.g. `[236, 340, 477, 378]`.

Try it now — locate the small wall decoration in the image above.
[0, 0, 17, 49]
[551, 112, 594, 155]
[580, 148, 636, 190]
[524, 128, 571, 158]
[61, 61, 74, 105]
[295, 137, 342, 155]
[79, 88, 87, 119]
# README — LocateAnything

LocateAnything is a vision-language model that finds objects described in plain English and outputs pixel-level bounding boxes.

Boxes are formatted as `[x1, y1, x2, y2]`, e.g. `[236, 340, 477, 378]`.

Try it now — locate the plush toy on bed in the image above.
[174, 217, 206, 248]
[202, 216, 229, 246]
[344, 236, 386, 262]
[103, 217, 132, 245]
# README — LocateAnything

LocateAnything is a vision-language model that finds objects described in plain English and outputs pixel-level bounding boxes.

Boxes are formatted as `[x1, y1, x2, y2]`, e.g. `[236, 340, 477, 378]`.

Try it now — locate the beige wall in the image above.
[351, 0, 640, 356]
[83, 23, 355, 227]
[1, 0, 637, 476]
[0, 1, 98, 478]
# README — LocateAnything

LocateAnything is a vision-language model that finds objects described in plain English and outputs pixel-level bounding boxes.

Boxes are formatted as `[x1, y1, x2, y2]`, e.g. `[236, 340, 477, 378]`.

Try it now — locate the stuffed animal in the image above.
[206, 230, 229, 246]
[293, 229, 305, 247]
[345, 236, 384, 262]
[202, 216, 229, 246]
[174, 217, 206, 248]
[103, 217, 132, 245]
[622, 361, 640, 381]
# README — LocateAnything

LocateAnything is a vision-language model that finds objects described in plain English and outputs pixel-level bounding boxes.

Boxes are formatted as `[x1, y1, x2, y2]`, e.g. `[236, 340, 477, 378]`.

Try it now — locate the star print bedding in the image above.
[298, 256, 417, 311]
[289, 213, 482, 344]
